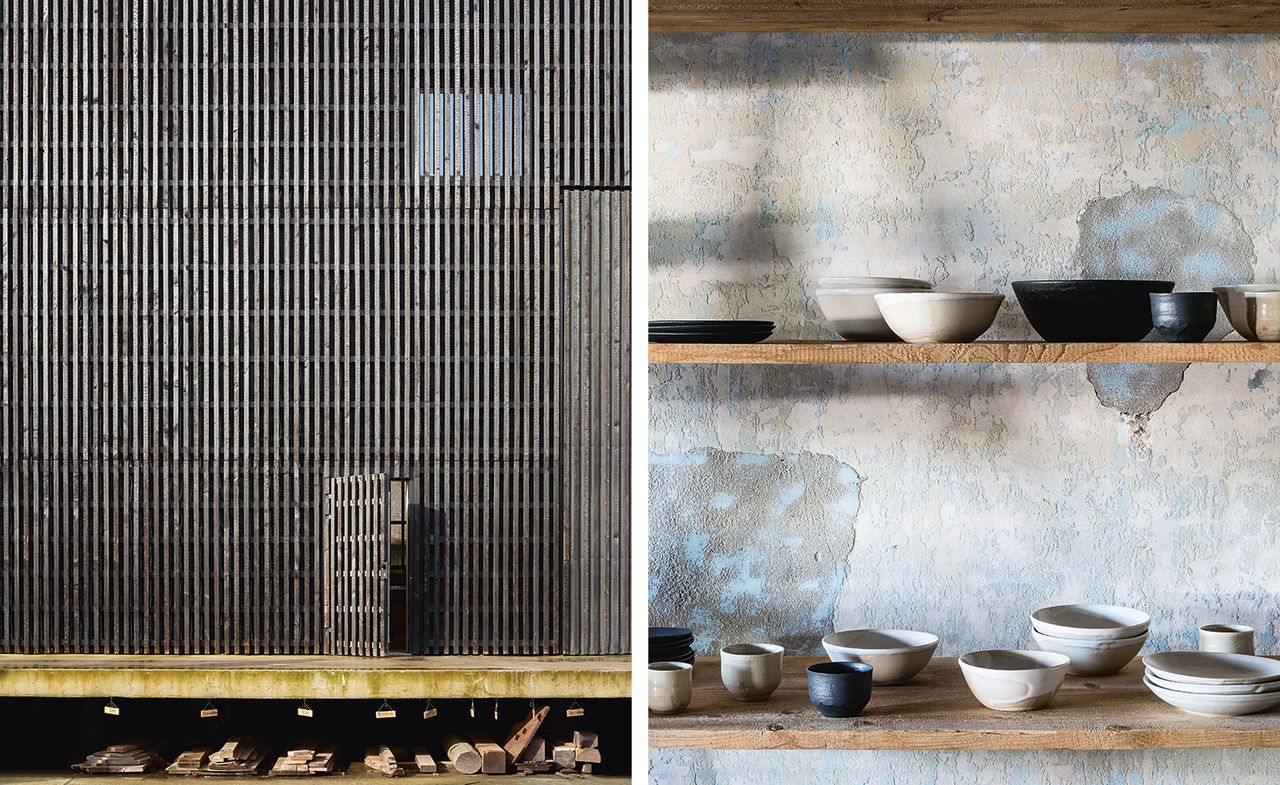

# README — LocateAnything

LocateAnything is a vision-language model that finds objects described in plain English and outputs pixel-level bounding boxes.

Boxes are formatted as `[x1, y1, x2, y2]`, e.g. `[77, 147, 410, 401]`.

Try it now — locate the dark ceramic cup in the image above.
[807, 661, 873, 718]
[1149, 292, 1218, 343]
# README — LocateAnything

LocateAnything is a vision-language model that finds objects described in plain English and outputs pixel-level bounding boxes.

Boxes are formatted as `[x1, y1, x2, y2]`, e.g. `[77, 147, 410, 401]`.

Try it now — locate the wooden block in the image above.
[504, 705, 550, 760]
[472, 736, 507, 775]
[574, 747, 601, 764]
[572, 731, 598, 749]
[444, 735, 482, 775]
[517, 737, 547, 763]
[552, 744, 576, 769]
[411, 746, 438, 774]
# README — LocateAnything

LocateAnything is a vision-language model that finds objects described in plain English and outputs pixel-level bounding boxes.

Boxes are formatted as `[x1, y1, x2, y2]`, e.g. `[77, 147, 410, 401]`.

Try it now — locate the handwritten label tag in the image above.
[103, 705, 120, 716]
[422, 707, 437, 719]
[200, 708, 219, 718]
[375, 709, 397, 719]
[297, 707, 314, 718]
[566, 707, 585, 717]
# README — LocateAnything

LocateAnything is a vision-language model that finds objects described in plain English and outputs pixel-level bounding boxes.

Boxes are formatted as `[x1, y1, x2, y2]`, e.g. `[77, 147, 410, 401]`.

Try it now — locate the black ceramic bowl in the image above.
[1012, 280, 1175, 342]
[806, 661, 873, 718]
[1149, 292, 1218, 343]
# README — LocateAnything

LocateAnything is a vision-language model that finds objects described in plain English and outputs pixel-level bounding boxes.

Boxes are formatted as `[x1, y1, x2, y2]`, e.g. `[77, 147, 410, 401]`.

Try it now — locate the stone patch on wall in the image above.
[649, 449, 862, 653]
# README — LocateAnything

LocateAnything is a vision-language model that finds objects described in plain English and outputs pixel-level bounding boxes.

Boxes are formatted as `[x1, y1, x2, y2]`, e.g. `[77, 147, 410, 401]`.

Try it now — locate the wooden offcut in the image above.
[444, 736, 482, 775]
[504, 706, 551, 759]
[649, 340, 1280, 366]
[649, 0, 1280, 33]
[552, 745, 577, 769]
[471, 737, 507, 774]
[649, 656, 1280, 750]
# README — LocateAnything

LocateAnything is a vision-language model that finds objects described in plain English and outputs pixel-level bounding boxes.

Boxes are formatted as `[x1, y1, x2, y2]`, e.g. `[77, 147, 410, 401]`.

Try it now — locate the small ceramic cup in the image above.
[648, 661, 694, 715]
[807, 661, 873, 718]
[1199, 624, 1255, 655]
[720, 643, 784, 702]
[1149, 292, 1218, 343]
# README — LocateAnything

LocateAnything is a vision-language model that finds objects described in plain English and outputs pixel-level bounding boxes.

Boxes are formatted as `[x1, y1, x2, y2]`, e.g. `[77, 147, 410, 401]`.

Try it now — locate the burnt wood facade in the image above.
[1, 0, 629, 655]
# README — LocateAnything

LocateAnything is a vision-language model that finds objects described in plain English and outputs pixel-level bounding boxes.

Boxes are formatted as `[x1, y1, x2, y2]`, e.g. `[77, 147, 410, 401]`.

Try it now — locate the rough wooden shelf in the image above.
[649, 341, 1280, 365]
[0, 772, 630, 784]
[650, 1, 1280, 33]
[649, 657, 1280, 750]
[0, 654, 630, 700]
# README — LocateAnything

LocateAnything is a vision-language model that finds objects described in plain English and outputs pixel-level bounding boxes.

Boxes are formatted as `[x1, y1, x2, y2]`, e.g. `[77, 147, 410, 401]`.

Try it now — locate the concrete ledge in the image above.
[0, 654, 631, 699]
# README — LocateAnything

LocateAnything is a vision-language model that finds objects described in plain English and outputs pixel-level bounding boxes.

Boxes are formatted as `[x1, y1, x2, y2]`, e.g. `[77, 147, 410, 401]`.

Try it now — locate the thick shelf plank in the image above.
[649, 341, 1280, 365]
[650, 1, 1280, 33]
[0, 654, 630, 700]
[649, 657, 1280, 750]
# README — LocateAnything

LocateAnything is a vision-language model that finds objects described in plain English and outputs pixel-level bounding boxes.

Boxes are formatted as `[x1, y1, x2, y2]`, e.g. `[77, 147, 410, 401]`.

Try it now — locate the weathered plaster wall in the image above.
[649, 34, 1280, 783]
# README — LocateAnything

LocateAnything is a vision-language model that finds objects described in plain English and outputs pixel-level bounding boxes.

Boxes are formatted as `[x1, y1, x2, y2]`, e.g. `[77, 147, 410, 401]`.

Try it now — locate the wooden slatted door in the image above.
[323, 475, 388, 656]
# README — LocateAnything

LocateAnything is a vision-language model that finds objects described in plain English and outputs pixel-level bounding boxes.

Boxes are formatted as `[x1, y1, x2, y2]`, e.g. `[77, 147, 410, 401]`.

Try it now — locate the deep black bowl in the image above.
[807, 661, 873, 718]
[1149, 292, 1218, 343]
[1012, 280, 1175, 342]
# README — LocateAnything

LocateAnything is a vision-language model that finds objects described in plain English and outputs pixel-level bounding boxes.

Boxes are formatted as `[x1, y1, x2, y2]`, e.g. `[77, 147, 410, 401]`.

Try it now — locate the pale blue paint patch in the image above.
[709, 491, 737, 510]
[810, 564, 847, 628]
[735, 454, 770, 466]
[652, 452, 710, 467]
[684, 531, 711, 563]
[814, 198, 840, 241]
[772, 481, 806, 518]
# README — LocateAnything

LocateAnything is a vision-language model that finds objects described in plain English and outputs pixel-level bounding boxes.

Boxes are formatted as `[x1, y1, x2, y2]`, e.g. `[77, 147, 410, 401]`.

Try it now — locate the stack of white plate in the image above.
[1030, 604, 1149, 676]
[1144, 651, 1280, 716]
[813, 276, 932, 341]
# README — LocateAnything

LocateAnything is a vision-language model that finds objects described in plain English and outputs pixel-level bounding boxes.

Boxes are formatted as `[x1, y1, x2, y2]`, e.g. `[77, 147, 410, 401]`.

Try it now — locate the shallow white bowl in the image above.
[822, 629, 940, 685]
[1143, 651, 1280, 685]
[816, 276, 932, 290]
[873, 292, 1004, 344]
[1145, 669, 1280, 695]
[1031, 629, 1146, 676]
[1214, 285, 1280, 340]
[816, 285, 934, 341]
[958, 649, 1070, 712]
[1030, 604, 1150, 641]
[1145, 676, 1280, 716]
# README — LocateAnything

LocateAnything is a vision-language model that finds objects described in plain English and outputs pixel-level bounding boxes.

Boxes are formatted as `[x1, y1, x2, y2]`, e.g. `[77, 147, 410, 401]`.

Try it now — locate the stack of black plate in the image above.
[649, 626, 695, 664]
[649, 320, 774, 344]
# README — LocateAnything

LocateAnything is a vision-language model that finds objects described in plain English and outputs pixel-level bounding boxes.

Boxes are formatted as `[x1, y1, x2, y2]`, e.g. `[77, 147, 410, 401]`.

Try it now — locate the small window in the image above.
[416, 91, 525, 178]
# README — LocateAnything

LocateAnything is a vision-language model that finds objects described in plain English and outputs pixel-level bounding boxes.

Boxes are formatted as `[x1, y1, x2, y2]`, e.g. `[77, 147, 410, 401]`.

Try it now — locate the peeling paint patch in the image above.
[1249, 369, 1273, 389]
[649, 449, 863, 653]
[1073, 188, 1254, 414]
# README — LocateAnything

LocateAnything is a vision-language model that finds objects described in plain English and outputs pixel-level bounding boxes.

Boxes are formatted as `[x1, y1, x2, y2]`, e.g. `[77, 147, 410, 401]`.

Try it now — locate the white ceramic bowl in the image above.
[1145, 669, 1280, 695]
[1030, 604, 1150, 641]
[1214, 285, 1280, 340]
[958, 649, 1070, 712]
[1145, 676, 1280, 716]
[873, 292, 1004, 344]
[816, 284, 935, 341]
[821, 629, 940, 685]
[1031, 629, 1146, 676]
[816, 276, 932, 290]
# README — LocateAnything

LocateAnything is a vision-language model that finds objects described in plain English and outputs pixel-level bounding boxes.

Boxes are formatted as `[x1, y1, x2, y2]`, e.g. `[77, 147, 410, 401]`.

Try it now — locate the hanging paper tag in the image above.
[422, 707, 437, 719]
[103, 705, 120, 716]
[375, 706, 397, 719]
[200, 707, 219, 718]
[297, 706, 314, 718]
[566, 707, 585, 717]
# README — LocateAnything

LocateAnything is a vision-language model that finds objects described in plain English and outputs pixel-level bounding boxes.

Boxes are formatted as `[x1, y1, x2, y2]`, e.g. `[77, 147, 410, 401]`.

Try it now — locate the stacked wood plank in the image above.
[201, 737, 269, 775]
[363, 745, 407, 777]
[72, 744, 157, 774]
[165, 746, 213, 775]
[268, 743, 338, 776]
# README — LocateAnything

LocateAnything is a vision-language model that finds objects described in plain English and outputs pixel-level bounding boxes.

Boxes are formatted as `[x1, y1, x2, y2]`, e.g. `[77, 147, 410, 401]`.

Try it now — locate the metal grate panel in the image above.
[1, 0, 629, 655]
